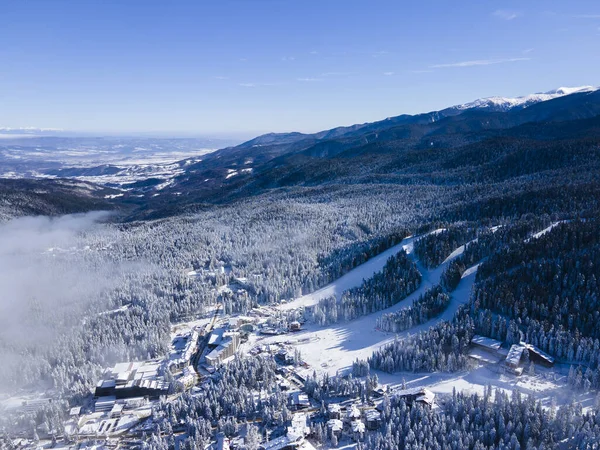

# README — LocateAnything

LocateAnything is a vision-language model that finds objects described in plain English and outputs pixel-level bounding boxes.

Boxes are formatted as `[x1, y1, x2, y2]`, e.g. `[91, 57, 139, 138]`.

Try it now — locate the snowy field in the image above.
[241, 222, 588, 411]
[244, 233, 475, 377]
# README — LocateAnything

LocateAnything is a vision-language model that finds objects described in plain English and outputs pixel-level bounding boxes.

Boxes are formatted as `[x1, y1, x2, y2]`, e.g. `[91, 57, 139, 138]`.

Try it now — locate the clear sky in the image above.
[1, 0, 599, 135]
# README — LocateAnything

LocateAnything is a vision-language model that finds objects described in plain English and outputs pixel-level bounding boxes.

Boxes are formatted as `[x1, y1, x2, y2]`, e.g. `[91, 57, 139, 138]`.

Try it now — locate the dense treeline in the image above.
[414, 224, 477, 268]
[369, 308, 475, 373]
[471, 219, 600, 355]
[364, 387, 600, 450]
[149, 356, 285, 450]
[437, 217, 554, 291]
[0, 192, 431, 401]
[307, 251, 421, 325]
[376, 285, 450, 333]
[304, 370, 379, 402]
[318, 228, 409, 281]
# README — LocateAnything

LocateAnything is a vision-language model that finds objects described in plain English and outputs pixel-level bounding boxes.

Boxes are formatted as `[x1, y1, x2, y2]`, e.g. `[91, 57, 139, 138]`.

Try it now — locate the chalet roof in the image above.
[290, 392, 310, 406]
[520, 342, 555, 364]
[327, 419, 343, 432]
[471, 334, 503, 351]
[347, 405, 361, 419]
[351, 421, 366, 433]
[365, 410, 381, 421]
[260, 434, 303, 450]
[391, 387, 436, 405]
[506, 344, 525, 366]
[288, 413, 309, 437]
[328, 403, 341, 413]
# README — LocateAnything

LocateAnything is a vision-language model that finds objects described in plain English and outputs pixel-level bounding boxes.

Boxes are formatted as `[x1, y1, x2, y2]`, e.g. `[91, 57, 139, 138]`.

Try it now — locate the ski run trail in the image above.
[247, 228, 473, 376]
[243, 221, 597, 410]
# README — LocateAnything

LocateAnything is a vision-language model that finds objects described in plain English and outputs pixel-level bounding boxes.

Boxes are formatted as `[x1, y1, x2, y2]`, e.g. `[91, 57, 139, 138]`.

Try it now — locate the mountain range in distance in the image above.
[1, 85, 599, 220]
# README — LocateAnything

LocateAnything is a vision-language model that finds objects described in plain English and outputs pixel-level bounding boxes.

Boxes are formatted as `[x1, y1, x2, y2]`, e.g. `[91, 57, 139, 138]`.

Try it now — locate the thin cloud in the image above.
[320, 71, 354, 77]
[493, 9, 520, 20]
[522, 48, 535, 54]
[309, 51, 319, 55]
[372, 51, 389, 58]
[410, 69, 434, 74]
[239, 82, 285, 88]
[281, 56, 296, 61]
[297, 77, 322, 82]
[572, 14, 600, 19]
[383, 72, 395, 76]
[214, 76, 229, 80]
[430, 57, 530, 68]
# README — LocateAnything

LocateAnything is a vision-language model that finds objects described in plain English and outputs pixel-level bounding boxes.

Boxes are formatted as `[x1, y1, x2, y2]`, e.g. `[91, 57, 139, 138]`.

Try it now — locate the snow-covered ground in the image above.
[375, 363, 597, 413]
[279, 236, 417, 311]
[244, 231, 473, 376]
[241, 223, 590, 410]
[279, 229, 446, 311]
[526, 220, 567, 242]
[0, 136, 238, 187]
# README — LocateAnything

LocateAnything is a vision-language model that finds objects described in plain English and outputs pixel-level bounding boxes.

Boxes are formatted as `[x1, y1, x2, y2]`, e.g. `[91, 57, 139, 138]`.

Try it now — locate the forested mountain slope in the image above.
[0, 178, 121, 221]
[125, 89, 600, 219]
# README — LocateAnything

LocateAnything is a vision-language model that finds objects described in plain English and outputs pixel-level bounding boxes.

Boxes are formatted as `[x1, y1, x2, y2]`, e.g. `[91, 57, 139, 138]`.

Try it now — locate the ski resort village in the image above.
[2, 221, 597, 450]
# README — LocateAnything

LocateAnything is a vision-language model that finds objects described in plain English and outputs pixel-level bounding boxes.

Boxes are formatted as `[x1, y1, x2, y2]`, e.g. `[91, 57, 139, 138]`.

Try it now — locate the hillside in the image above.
[126, 88, 600, 219]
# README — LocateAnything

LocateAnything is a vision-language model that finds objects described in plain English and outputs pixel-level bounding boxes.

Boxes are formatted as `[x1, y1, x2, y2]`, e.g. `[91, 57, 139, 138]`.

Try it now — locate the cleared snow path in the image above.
[525, 221, 566, 242]
[245, 223, 556, 376]
[279, 236, 418, 311]
[279, 229, 448, 311]
[247, 230, 471, 375]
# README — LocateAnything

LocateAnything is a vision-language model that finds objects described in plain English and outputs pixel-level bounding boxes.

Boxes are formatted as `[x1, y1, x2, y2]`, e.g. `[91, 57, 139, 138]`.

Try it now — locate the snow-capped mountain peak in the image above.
[454, 86, 598, 112]
[544, 86, 595, 96]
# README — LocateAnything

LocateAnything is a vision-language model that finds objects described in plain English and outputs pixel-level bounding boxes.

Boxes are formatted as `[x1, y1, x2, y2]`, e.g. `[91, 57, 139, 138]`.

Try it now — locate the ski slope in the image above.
[247, 230, 471, 376]
[525, 221, 566, 242]
[248, 224, 555, 377]
[278, 237, 419, 311]
[279, 229, 445, 311]
[242, 221, 593, 412]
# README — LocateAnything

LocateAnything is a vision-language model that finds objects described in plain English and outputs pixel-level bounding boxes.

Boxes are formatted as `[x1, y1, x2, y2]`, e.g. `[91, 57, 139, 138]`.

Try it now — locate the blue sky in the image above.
[1, 0, 599, 135]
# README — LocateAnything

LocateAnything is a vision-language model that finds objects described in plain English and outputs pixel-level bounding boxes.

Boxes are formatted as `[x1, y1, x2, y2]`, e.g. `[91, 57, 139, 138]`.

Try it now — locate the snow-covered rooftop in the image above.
[471, 334, 503, 351]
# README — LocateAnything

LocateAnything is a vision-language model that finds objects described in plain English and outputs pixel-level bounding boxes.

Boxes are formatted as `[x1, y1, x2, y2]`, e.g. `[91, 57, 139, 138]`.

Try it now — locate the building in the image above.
[94, 361, 170, 399]
[346, 405, 361, 421]
[386, 387, 436, 407]
[176, 366, 198, 391]
[328, 403, 341, 419]
[327, 419, 343, 439]
[110, 403, 123, 418]
[521, 342, 555, 367]
[205, 330, 240, 367]
[259, 434, 304, 450]
[260, 412, 309, 450]
[471, 335, 503, 352]
[95, 396, 116, 413]
[365, 410, 381, 430]
[351, 420, 366, 441]
[168, 329, 200, 372]
[216, 432, 230, 450]
[289, 392, 310, 410]
[506, 344, 525, 368]
[289, 321, 301, 332]
[288, 413, 310, 438]
[276, 349, 295, 365]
